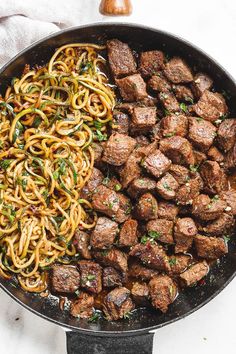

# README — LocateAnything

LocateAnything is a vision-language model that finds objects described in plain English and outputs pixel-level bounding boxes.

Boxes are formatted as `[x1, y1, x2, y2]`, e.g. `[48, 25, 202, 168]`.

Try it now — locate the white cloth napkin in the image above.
[0, 0, 85, 68]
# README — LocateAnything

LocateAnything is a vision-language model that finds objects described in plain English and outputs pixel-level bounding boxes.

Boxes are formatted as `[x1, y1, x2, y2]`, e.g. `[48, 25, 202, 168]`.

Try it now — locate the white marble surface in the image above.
[0, 1, 236, 353]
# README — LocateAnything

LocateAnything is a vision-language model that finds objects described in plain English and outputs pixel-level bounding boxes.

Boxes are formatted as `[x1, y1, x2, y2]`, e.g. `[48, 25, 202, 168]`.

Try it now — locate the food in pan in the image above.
[0, 39, 235, 321]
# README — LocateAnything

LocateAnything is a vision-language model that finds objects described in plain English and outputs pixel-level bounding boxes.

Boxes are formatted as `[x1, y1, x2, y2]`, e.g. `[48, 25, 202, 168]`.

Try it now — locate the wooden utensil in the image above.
[99, 0, 132, 16]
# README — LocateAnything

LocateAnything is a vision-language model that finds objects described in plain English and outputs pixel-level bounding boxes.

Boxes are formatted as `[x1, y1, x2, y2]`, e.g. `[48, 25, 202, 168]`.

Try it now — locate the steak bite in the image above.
[111, 111, 129, 135]
[90, 217, 119, 249]
[80, 167, 103, 200]
[139, 50, 164, 77]
[114, 192, 132, 223]
[225, 143, 236, 170]
[159, 136, 195, 166]
[103, 287, 135, 321]
[207, 146, 224, 162]
[128, 260, 159, 281]
[191, 73, 213, 99]
[119, 153, 142, 188]
[164, 57, 193, 84]
[92, 142, 104, 167]
[107, 39, 137, 78]
[134, 192, 158, 221]
[129, 242, 170, 272]
[73, 230, 91, 260]
[116, 74, 148, 102]
[174, 217, 197, 253]
[160, 114, 188, 138]
[51, 265, 80, 294]
[220, 190, 236, 215]
[200, 160, 228, 194]
[203, 213, 234, 236]
[148, 73, 171, 92]
[158, 201, 179, 220]
[172, 84, 194, 103]
[142, 149, 171, 178]
[119, 219, 138, 247]
[158, 91, 180, 112]
[78, 260, 102, 294]
[149, 275, 177, 313]
[180, 261, 209, 287]
[193, 90, 228, 122]
[194, 234, 228, 259]
[127, 177, 156, 198]
[188, 117, 217, 152]
[70, 292, 94, 318]
[131, 282, 150, 306]
[192, 194, 227, 221]
[103, 267, 123, 288]
[146, 219, 174, 244]
[130, 107, 157, 133]
[193, 150, 207, 165]
[91, 185, 120, 218]
[102, 133, 136, 166]
[94, 248, 128, 273]
[176, 176, 202, 205]
[169, 164, 190, 185]
[217, 118, 236, 152]
[168, 255, 191, 275]
[156, 173, 179, 200]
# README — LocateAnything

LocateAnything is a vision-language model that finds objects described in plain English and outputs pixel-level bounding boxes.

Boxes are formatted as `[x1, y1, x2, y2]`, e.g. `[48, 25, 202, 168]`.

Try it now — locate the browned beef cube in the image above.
[200, 160, 228, 194]
[146, 219, 174, 244]
[193, 90, 228, 122]
[220, 190, 236, 215]
[159, 91, 180, 112]
[207, 146, 224, 162]
[191, 73, 213, 99]
[103, 287, 135, 321]
[224, 143, 236, 170]
[192, 194, 227, 221]
[116, 74, 148, 102]
[94, 248, 128, 273]
[168, 255, 191, 275]
[70, 292, 94, 318]
[142, 149, 171, 178]
[103, 267, 123, 288]
[73, 230, 91, 260]
[188, 117, 217, 152]
[102, 176, 122, 192]
[111, 111, 129, 135]
[80, 167, 104, 200]
[135, 140, 158, 158]
[148, 73, 171, 92]
[176, 176, 202, 205]
[159, 136, 195, 165]
[135, 193, 158, 221]
[119, 153, 142, 188]
[172, 84, 194, 103]
[91, 185, 120, 218]
[174, 217, 197, 253]
[92, 142, 104, 168]
[194, 235, 228, 259]
[203, 213, 234, 236]
[130, 107, 157, 133]
[156, 173, 179, 200]
[149, 275, 177, 313]
[107, 39, 137, 78]
[158, 201, 179, 220]
[127, 177, 156, 198]
[130, 242, 170, 272]
[102, 133, 136, 166]
[78, 260, 102, 294]
[114, 193, 132, 223]
[193, 150, 207, 165]
[217, 118, 236, 152]
[169, 164, 190, 185]
[139, 50, 164, 77]
[131, 282, 150, 306]
[180, 261, 209, 287]
[90, 217, 119, 249]
[135, 135, 150, 147]
[160, 114, 188, 138]
[164, 57, 193, 84]
[51, 265, 80, 294]
[119, 219, 138, 247]
[128, 260, 159, 281]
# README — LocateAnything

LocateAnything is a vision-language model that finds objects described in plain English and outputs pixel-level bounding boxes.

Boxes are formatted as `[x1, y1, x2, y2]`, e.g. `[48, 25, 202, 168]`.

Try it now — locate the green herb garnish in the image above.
[148, 230, 161, 240]
[114, 184, 121, 192]
[189, 164, 199, 173]
[87, 274, 96, 281]
[0, 159, 13, 170]
[96, 130, 108, 142]
[163, 182, 172, 191]
[169, 257, 177, 266]
[180, 102, 188, 113]
[88, 311, 101, 323]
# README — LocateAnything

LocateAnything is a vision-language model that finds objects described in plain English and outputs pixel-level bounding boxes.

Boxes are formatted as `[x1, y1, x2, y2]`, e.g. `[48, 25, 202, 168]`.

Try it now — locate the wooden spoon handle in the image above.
[99, 0, 132, 16]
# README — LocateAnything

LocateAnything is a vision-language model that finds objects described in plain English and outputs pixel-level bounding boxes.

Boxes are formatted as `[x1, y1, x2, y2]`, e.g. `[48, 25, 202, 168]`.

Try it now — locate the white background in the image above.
[0, 1, 236, 353]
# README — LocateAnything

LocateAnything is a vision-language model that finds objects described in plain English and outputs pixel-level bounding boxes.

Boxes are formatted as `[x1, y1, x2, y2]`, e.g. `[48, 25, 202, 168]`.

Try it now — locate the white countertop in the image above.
[0, 1, 236, 353]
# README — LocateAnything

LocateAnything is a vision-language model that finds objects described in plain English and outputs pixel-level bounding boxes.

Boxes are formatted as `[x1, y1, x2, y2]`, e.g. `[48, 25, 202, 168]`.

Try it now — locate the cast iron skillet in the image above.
[0, 23, 236, 354]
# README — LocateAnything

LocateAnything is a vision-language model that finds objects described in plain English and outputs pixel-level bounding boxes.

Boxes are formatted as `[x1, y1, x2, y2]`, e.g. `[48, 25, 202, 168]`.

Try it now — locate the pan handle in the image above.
[66, 331, 154, 354]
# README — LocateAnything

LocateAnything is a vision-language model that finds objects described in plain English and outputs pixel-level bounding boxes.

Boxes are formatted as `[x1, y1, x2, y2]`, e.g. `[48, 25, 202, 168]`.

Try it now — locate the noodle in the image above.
[0, 43, 115, 292]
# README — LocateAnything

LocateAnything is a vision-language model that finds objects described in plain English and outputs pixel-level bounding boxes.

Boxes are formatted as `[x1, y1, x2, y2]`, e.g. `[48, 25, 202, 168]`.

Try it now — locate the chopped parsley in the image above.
[102, 177, 110, 186]
[148, 230, 161, 240]
[180, 102, 188, 113]
[80, 61, 93, 74]
[223, 235, 231, 243]
[163, 182, 172, 191]
[164, 132, 175, 138]
[141, 235, 149, 244]
[88, 311, 101, 323]
[94, 120, 102, 130]
[169, 257, 177, 266]
[87, 274, 96, 281]
[114, 184, 121, 192]
[96, 129, 108, 142]
[0, 159, 13, 170]
[189, 164, 199, 173]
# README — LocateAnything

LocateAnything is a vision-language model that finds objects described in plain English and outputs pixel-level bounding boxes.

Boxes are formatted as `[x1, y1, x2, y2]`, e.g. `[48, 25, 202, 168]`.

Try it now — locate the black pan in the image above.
[0, 23, 236, 354]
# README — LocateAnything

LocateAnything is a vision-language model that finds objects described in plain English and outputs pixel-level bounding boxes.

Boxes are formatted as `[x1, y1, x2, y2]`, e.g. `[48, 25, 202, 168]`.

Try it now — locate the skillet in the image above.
[0, 23, 236, 354]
